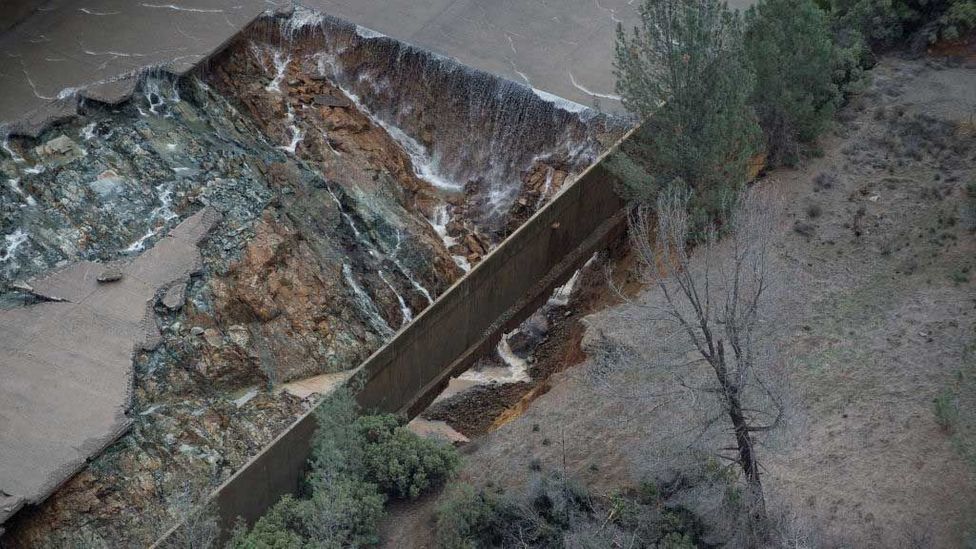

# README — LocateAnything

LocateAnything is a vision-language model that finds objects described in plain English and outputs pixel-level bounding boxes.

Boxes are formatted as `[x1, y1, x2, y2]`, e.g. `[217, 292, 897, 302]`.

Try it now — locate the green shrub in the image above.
[292, 476, 386, 547]
[745, 0, 841, 165]
[829, 0, 976, 48]
[308, 387, 366, 481]
[231, 389, 460, 547]
[226, 497, 305, 549]
[435, 484, 549, 549]
[357, 414, 461, 499]
[226, 478, 384, 549]
[942, 0, 976, 40]
[434, 473, 593, 549]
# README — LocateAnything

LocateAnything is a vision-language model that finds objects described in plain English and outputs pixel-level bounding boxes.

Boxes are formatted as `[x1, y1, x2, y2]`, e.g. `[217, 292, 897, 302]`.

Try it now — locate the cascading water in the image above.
[265, 49, 292, 93]
[140, 72, 182, 116]
[124, 181, 180, 253]
[379, 269, 413, 326]
[0, 229, 29, 263]
[277, 102, 304, 154]
[197, 5, 626, 387]
[246, 8, 624, 239]
[342, 263, 394, 338]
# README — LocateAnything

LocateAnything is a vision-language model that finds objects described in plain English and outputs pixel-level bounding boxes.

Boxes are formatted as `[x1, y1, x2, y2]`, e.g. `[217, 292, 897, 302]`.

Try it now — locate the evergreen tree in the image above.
[745, 0, 841, 166]
[613, 0, 763, 206]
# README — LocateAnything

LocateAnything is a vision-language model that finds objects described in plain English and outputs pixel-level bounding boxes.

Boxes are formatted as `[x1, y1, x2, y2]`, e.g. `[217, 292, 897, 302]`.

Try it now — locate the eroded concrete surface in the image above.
[0, 208, 219, 525]
[0, 0, 660, 132]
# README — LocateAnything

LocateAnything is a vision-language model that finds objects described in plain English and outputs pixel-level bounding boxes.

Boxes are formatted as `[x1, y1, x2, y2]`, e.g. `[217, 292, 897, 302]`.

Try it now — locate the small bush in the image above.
[829, 0, 976, 49]
[226, 497, 305, 549]
[941, 0, 976, 40]
[357, 414, 461, 499]
[435, 484, 556, 549]
[435, 472, 594, 548]
[293, 476, 386, 547]
[814, 171, 839, 190]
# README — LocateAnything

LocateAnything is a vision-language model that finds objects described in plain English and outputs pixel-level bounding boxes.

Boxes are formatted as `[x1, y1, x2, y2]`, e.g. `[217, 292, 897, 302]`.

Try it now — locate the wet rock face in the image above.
[1, 8, 623, 546]
[215, 9, 626, 261]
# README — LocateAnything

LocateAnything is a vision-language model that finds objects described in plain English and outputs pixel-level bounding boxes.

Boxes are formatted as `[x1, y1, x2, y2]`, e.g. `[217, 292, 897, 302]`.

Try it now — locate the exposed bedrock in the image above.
[0, 7, 624, 545]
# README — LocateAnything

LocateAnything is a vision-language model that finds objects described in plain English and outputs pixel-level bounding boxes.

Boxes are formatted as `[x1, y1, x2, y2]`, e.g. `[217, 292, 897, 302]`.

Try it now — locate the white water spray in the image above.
[124, 182, 179, 253]
[277, 103, 304, 154]
[8, 178, 37, 207]
[265, 49, 291, 93]
[428, 204, 471, 272]
[458, 330, 530, 384]
[342, 263, 394, 338]
[379, 270, 413, 327]
[2, 138, 25, 163]
[1, 229, 30, 262]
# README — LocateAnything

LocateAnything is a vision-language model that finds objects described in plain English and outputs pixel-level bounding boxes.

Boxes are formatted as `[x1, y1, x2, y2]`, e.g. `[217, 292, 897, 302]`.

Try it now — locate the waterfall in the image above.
[2, 137, 25, 163]
[379, 270, 413, 326]
[327, 185, 436, 304]
[140, 72, 182, 116]
[8, 178, 37, 207]
[534, 166, 556, 209]
[428, 204, 471, 272]
[249, 11, 625, 234]
[124, 182, 179, 253]
[80, 122, 97, 141]
[265, 49, 291, 93]
[457, 330, 531, 384]
[386, 230, 435, 304]
[1, 229, 30, 263]
[277, 103, 304, 155]
[342, 263, 394, 338]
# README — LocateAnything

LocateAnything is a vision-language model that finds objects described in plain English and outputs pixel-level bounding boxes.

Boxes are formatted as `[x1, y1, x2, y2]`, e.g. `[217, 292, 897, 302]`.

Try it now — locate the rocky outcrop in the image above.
[0, 8, 620, 545]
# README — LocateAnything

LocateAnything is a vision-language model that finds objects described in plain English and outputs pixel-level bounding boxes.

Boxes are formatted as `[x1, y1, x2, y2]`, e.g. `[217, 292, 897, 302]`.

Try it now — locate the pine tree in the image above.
[613, 0, 763, 207]
[745, 0, 841, 166]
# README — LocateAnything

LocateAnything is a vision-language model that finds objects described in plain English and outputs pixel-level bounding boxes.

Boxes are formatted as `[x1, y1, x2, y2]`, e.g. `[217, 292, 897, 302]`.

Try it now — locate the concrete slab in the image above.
[0, 208, 220, 527]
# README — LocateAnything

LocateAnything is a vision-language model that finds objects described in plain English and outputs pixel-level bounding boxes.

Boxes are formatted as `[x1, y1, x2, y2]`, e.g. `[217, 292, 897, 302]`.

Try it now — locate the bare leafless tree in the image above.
[596, 183, 790, 544]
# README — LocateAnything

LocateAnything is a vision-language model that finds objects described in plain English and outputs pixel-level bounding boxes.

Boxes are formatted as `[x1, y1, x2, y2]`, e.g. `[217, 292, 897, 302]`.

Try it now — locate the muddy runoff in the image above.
[0, 7, 624, 546]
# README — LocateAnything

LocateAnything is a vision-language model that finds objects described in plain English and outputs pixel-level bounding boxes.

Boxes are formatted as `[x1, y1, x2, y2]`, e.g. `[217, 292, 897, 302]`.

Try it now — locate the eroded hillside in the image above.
[0, 9, 624, 546]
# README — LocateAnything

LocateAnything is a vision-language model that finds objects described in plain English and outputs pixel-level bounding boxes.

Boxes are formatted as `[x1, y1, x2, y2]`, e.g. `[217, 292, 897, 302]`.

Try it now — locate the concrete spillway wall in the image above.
[153, 126, 633, 545]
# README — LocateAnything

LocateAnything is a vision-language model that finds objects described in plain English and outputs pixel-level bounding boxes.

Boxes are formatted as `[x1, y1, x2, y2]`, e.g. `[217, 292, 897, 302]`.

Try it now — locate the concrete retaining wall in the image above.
[154, 129, 634, 546]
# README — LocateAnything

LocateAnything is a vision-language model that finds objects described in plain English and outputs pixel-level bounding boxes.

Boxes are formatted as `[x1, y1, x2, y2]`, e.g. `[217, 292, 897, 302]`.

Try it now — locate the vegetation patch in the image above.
[227, 389, 460, 548]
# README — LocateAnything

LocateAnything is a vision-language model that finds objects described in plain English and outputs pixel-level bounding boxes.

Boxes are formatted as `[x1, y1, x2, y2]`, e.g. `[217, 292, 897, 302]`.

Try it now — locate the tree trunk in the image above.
[717, 341, 767, 543]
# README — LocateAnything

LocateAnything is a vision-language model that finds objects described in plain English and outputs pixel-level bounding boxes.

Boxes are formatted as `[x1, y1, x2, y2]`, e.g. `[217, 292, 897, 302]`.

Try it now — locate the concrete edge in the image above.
[2, 4, 630, 141]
